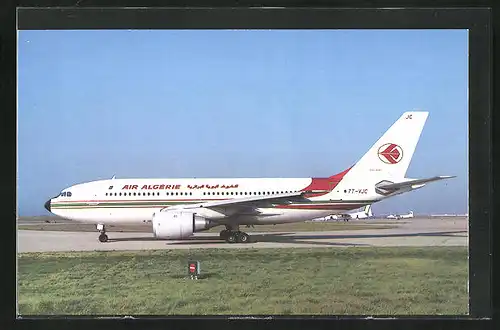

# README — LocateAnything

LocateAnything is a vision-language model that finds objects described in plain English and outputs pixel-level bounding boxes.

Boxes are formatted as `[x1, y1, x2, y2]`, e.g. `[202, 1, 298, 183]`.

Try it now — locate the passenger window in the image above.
[119, 193, 122, 196]
[133, 192, 136, 196]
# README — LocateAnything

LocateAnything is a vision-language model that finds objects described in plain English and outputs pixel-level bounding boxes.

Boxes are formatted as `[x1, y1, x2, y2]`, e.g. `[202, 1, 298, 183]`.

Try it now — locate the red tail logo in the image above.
[377, 143, 403, 164]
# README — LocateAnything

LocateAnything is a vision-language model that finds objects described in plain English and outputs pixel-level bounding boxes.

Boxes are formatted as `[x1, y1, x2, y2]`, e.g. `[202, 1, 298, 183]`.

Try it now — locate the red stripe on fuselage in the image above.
[300, 166, 353, 197]
[53, 198, 222, 203]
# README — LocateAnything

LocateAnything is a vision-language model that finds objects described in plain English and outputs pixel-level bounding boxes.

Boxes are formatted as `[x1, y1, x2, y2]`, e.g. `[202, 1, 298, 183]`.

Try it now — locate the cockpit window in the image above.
[59, 191, 72, 197]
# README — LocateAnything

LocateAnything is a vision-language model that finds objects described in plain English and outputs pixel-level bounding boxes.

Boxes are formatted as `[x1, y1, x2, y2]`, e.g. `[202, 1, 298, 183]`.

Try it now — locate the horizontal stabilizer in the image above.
[377, 176, 456, 191]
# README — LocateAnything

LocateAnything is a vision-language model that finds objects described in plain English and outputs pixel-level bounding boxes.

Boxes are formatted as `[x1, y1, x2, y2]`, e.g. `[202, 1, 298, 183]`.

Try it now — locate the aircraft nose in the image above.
[44, 199, 51, 212]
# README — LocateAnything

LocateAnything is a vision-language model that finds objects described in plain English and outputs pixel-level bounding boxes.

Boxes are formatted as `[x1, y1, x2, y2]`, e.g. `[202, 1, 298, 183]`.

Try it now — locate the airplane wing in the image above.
[166, 191, 307, 214]
[377, 176, 455, 191]
[201, 191, 304, 208]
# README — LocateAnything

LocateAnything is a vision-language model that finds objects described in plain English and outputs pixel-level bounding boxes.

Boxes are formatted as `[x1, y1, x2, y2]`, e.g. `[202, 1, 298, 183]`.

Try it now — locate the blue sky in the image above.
[17, 29, 468, 216]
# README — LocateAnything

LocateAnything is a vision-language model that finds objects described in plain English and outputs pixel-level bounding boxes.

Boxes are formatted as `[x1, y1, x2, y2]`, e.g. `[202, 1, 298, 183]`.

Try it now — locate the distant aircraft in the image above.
[387, 211, 414, 219]
[43, 111, 454, 243]
[327, 205, 373, 221]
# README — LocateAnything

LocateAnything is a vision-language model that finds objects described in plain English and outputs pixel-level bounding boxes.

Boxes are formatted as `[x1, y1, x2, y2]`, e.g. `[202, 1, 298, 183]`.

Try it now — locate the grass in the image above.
[17, 247, 468, 315]
[17, 221, 398, 233]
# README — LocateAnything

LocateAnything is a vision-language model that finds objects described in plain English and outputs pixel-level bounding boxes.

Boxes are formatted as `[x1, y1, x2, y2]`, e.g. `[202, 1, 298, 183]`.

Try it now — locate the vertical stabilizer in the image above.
[364, 205, 373, 217]
[338, 111, 428, 187]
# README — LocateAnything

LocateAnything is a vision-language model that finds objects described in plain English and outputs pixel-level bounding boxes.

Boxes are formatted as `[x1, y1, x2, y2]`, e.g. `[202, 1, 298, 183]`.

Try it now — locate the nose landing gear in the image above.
[97, 224, 108, 242]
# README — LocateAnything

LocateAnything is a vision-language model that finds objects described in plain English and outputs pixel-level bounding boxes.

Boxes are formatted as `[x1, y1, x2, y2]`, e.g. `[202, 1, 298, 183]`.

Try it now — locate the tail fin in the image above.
[339, 111, 428, 185]
[364, 205, 373, 217]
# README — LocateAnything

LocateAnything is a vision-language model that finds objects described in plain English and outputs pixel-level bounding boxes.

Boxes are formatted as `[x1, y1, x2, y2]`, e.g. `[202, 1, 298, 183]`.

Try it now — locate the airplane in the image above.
[387, 211, 414, 220]
[327, 204, 373, 221]
[43, 111, 455, 244]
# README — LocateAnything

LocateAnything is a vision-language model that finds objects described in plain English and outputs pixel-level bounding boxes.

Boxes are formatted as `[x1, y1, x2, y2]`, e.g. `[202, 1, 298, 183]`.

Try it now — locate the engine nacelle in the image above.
[152, 210, 211, 239]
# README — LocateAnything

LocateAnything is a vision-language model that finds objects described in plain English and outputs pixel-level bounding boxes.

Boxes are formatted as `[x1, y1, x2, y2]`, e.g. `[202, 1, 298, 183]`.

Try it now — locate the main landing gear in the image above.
[219, 226, 250, 243]
[97, 224, 108, 243]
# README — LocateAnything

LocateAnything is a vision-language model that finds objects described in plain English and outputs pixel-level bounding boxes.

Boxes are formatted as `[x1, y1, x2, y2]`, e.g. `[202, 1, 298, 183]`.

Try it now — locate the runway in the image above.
[17, 217, 468, 253]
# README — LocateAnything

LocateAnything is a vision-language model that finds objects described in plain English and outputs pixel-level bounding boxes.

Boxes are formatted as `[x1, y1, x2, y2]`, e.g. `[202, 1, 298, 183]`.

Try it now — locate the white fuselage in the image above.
[47, 177, 380, 227]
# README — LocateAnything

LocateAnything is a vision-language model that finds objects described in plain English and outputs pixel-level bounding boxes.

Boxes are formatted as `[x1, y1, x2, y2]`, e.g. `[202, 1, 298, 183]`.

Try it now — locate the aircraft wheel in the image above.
[226, 232, 238, 243]
[237, 232, 250, 243]
[98, 233, 108, 243]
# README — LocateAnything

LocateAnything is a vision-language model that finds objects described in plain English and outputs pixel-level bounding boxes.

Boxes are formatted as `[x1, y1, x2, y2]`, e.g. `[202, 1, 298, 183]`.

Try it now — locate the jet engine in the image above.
[152, 210, 211, 239]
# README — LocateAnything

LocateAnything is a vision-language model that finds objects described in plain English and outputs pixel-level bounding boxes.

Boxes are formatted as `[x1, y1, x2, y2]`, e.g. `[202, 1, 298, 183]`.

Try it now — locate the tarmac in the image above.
[17, 217, 468, 253]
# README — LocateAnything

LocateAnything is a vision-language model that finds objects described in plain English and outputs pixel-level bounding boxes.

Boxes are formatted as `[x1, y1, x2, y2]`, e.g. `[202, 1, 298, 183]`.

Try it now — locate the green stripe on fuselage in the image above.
[51, 201, 199, 209]
[50, 199, 375, 210]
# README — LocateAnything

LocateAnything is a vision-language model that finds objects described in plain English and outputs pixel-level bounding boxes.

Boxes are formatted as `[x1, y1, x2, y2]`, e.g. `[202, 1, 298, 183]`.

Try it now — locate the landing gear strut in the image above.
[97, 224, 108, 243]
[219, 226, 250, 243]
